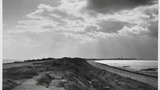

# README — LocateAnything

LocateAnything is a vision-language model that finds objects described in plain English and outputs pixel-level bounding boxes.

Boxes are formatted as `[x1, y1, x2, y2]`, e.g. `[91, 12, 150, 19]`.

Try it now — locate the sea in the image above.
[3, 59, 23, 63]
[95, 60, 158, 71]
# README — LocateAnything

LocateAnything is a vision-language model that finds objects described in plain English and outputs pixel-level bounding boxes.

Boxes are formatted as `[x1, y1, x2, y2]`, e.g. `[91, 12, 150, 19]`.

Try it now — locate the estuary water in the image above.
[95, 60, 158, 70]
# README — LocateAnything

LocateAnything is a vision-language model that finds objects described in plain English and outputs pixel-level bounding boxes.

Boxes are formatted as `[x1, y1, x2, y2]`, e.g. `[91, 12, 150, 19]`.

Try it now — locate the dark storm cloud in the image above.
[148, 21, 158, 38]
[97, 20, 136, 33]
[86, 0, 156, 14]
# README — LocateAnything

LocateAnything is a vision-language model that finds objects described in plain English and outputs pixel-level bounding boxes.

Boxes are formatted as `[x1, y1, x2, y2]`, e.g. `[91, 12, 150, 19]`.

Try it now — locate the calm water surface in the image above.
[95, 60, 158, 70]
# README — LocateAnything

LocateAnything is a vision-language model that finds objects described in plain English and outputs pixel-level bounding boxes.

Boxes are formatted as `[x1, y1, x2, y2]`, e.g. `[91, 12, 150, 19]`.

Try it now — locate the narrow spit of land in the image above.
[3, 58, 158, 90]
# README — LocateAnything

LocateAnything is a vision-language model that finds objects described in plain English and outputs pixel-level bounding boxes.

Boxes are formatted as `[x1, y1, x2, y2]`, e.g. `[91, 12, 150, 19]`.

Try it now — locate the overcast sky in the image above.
[3, 0, 158, 59]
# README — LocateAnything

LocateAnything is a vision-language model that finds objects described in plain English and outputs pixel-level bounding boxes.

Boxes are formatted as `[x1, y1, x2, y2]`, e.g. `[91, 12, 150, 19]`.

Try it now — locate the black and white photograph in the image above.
[2, 0, 158, 90]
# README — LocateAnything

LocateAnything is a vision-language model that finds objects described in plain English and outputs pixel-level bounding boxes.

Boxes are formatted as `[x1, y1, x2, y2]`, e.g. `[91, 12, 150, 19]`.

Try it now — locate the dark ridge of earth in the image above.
[3, 57, 157, 90]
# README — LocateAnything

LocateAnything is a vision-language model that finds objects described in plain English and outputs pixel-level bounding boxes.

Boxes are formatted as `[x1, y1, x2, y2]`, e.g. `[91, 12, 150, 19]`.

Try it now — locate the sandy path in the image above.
[13, 75, 65, 90]
[88, 61, 158, 88]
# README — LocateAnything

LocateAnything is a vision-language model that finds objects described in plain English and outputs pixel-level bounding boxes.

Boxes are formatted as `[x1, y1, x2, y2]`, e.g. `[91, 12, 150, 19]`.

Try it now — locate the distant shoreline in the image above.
[86, 58, 158, 61]
[3, 58, 158, 64]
